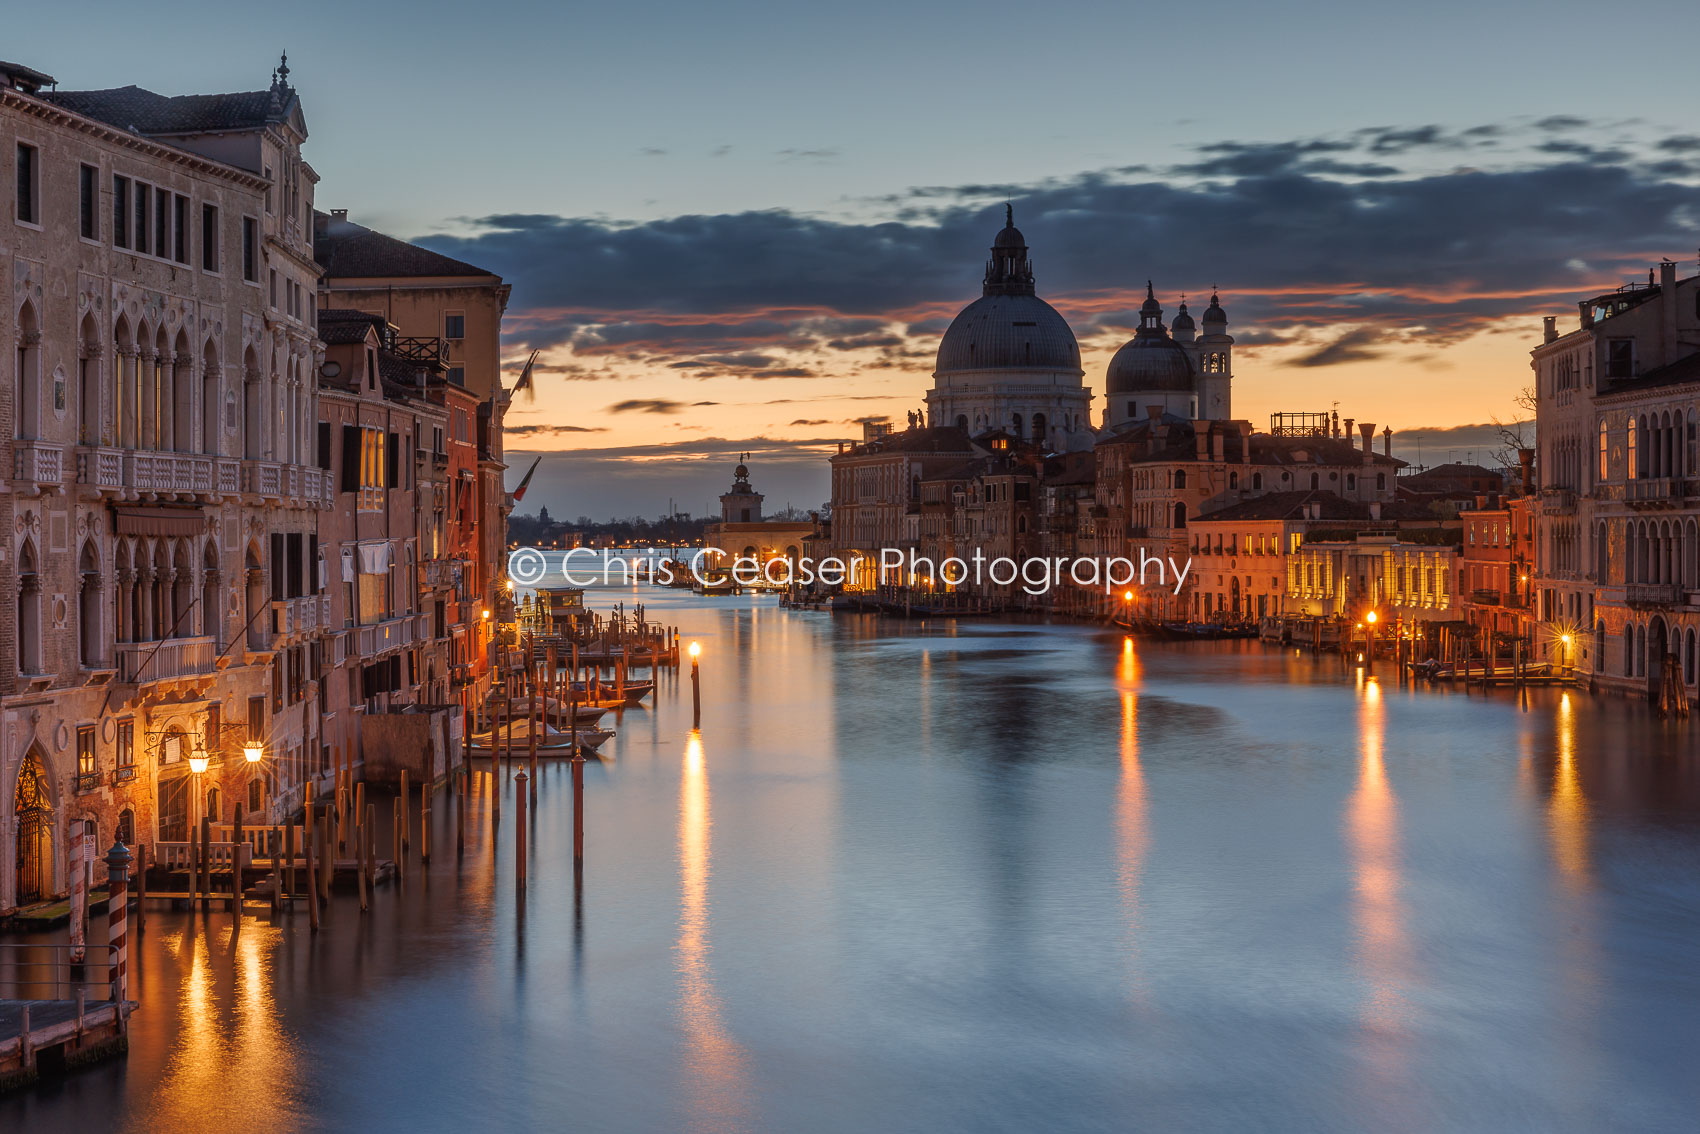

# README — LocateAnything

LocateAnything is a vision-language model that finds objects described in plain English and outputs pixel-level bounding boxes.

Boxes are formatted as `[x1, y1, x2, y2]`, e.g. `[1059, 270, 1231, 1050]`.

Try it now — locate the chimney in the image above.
[1542, 316, 1558, 344]
[1195, 424, 1210, 461]
[330, 208, 349, 222]
[1359, 422, 1375, 464]
[1240, 421, 1252, 465]
[1518, 447, 1535, 495]
[1344, 417, 1353, 444]
[1146, 404, 1163, 423]
[1662, 260, 1679, 365]
[1211, 428, 1225, 463]
[1382, 426, 1392, 458]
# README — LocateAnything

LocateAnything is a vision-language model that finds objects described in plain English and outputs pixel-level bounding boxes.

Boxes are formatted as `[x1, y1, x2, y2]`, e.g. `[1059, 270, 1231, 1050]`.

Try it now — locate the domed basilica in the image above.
[925, 209, 1235, 445]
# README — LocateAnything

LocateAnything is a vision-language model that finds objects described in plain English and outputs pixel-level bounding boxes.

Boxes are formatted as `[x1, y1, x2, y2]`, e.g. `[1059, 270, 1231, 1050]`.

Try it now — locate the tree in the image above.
[1491, 382, 1538, 474]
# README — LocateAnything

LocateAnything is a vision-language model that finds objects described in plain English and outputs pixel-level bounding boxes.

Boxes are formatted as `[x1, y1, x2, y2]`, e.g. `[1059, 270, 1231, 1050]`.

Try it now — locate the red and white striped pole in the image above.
[104, 841, 133, 1007]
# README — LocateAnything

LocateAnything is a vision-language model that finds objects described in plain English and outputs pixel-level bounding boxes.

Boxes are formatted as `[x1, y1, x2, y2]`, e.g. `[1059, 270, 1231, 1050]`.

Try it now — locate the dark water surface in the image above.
[7, 587, 1700, 1132]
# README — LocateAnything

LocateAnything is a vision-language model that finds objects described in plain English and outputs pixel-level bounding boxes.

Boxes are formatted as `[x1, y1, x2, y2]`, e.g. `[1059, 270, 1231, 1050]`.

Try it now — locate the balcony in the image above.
[272, 595, 330, 638]
[356, 614, 417, 658]
[1540, 488, 1576, 515]
[1470, 588, 1502, 605]
[1626, 477, 1693, 506]
[76, 446, 240, 499]
[1626, 583, 1682, 607]
[115, 635, 216, 683]
[13, 440, 63, 489]
[241, 461, 333, 507]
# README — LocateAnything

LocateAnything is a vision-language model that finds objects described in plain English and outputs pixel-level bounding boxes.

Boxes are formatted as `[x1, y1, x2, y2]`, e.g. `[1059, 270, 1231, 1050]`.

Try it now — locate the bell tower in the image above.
[1197, 290, 1234, 421]
[719, 455, 764, 523]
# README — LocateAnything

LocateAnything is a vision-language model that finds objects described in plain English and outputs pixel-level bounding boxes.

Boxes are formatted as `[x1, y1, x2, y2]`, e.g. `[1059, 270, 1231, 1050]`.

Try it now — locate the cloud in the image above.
[606, 398, 702, 415]
[789, 418, 831, 426]
[505, 423, 609, 435]
[1287, 327, 1387, 368]
[419, 120, 1698, 390]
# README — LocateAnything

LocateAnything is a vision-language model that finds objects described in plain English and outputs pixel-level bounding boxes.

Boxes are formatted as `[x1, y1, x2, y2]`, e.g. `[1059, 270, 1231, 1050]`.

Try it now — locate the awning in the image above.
[357, 540, 394, 575]
[114, 506, 206, 538]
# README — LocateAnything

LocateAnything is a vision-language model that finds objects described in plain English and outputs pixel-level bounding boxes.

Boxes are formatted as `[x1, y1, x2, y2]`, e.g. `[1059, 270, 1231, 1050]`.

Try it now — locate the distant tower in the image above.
[1197, 290, 1234, 421]
[719, 455, 764, 523]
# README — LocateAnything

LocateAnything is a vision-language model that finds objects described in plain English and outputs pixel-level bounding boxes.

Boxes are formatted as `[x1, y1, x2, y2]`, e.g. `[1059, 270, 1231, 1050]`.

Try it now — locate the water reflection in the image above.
[1115, 637, 1148, 999]
[676, 728, 752, 1132]
[1346, 676, 1413, 1092]
[147, 921, 300, 1127]
[1548, 693, 1592, 889]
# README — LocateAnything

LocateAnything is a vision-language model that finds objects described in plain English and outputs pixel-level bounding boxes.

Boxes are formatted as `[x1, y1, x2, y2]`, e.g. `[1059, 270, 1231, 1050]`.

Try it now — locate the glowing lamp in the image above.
[188, 752, 210, 775]
[482, 608, 491, 620]
[244, 740, 264, 764]
[1365, 610, 1378, 624]
[1123, 591, 1133, 602]
[1560, 634, 1572, 646]
[689, 641, 701, 659]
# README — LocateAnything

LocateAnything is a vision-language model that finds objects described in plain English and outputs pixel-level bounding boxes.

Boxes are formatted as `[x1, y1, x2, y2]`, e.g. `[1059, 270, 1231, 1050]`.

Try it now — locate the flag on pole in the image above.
[511, 455, 542, 504]
[512, 350, 539, 398]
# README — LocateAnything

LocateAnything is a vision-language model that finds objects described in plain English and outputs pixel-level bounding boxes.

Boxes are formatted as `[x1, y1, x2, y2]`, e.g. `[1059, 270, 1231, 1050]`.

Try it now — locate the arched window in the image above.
[1031, 412, 1046, 440]
[1011, 413, 1023, 437]
[954, 414, 967, 432]
[78, 312, 100, 446]
[1174, 470, 1187, 489]
[1629, 417, 1639, 479]
[1377, 473, 1386, 490]
[1599, 421, 1609, 481]
[1252, 473, 1263, 490]
[1173, 502, 1187, 528]
[17, 539, 41, 674]
[1310, 473, 1320, 490]
[1346, 474, 1357, 491]
[1229, 472, 1239, 489]
[15, 300, 41, 441]
[78, 540, 103, 667]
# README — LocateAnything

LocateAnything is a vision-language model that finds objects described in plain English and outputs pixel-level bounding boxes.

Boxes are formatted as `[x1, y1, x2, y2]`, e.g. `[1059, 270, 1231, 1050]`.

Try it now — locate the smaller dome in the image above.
[1202, 291, 1227, 325]
[734, 463, 749, 479]
[1171, 301, 1195, 333]
[992, 203, 1024, 249]
[1106, 336, 1195, 395]
[1139, 281, 1161, 318]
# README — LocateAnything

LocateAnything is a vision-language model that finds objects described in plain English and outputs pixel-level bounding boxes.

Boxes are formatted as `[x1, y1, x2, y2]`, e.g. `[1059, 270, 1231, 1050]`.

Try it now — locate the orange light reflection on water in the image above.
[676, 729, 751, 1132]
[1346, 676, 1414, 1088]
[1116, 636, 1148, 998]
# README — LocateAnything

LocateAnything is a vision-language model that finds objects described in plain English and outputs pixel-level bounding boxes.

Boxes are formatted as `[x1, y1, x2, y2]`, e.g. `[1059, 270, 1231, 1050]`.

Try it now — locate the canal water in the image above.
[6, 586, 1700, 1132]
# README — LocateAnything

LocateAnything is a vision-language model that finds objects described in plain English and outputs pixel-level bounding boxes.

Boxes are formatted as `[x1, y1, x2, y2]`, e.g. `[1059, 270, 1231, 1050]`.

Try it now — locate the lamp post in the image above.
[689, 641, 701, 728]
[1560, 632, 1573, 680]
[187, 745, 210, 907]
[1364, 609, 1378, 670]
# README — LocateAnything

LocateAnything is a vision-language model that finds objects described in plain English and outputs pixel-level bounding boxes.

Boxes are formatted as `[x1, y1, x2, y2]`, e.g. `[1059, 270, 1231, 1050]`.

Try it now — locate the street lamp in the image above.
[243, 739, 264, 765]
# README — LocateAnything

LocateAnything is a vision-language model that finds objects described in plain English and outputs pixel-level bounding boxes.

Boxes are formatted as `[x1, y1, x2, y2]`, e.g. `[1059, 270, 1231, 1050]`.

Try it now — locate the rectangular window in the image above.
[116, 719, 135, 769]
[242, 216, 258, 281]
[1607, 340, 1635, 379]
[201, 203, 219, 270]
[444, 313, 465, 340]
[79, 164, 98, 239]
[173, 194, 188, 262]
[317, 420, 332, 470]
[154, 189, 168, 257]
[15, 142, 37, 223]
[77, 725, 97, 777]
[134, 182, 150, 254]
[113, 175, 130, 248]
[448, 366, 465, 386]
[269, 268, 278, 308]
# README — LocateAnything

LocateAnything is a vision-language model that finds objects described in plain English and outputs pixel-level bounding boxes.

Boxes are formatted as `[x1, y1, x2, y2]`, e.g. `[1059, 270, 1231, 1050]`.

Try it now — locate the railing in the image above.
[242, 460, 282, 497]
[390, 335, 447, 365]
[1541, 489, 1576, 514]
[357, 614, 416, 657]
[1626, 583, 1682, 606]
[0, 943, 122, 1002]
[152, 840, 242, 873]
[207, 824, 304, 864]
[114, 635, 216, 683]
[75, 447, 242, 496]
[1626, 477, 1693, 502]
[1470, 588, 1501, 605]
[13, 440, 63, 487]
[271, 595, 328, 637]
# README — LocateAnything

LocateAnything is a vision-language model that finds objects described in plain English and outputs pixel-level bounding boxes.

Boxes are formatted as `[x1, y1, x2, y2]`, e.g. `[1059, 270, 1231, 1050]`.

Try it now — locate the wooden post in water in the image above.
[421, 793, 432, 865]
[572, 752, 585, 866]
[365, 802, 377, 892]
[399, 768, 411, 854]
[355, 807, 369, 912]
[392, 796, 404, 883]
[232, 808, 244, 927]
[515, 770, 529, 889]
[135, 843, 147, 932]
[284, 822, 295, 907]
[200, 816, 212, 911]
[303, 800, 320, 932]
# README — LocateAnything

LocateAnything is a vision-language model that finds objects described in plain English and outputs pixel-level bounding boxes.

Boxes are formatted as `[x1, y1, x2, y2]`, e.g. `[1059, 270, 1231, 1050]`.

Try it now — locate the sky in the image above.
[14, 1, 1700, 519]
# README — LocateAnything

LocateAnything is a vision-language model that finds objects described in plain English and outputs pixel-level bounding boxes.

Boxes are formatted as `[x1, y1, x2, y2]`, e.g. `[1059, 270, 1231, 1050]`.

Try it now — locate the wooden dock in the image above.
[0, 998, 132, 1092]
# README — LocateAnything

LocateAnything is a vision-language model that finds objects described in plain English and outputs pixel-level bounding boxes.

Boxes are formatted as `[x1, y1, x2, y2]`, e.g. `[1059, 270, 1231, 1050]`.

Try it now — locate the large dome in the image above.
[935, 293, 1081, 375]
[1106, 336, 1194, 394]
